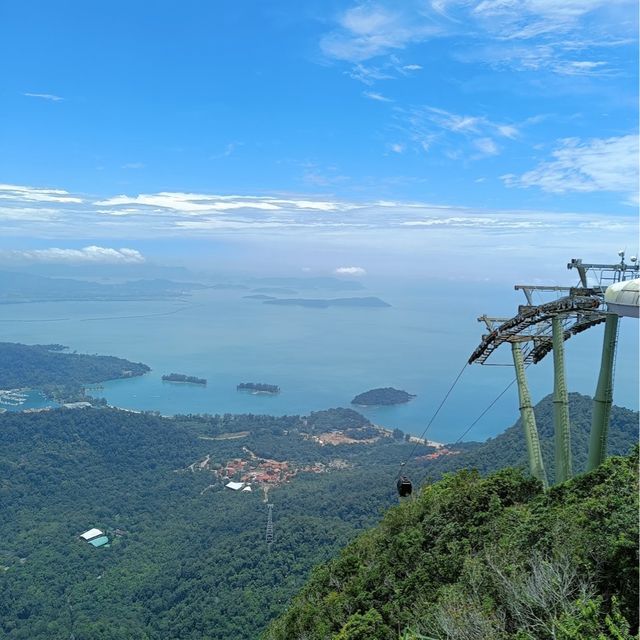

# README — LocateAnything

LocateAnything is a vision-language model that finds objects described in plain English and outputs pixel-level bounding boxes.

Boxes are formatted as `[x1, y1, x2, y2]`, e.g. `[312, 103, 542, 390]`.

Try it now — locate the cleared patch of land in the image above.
[199, 431, 250, 441]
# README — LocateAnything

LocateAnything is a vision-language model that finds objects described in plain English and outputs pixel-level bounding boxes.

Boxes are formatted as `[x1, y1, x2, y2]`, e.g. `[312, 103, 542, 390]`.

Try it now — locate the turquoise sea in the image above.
[1, 282, 637, 443]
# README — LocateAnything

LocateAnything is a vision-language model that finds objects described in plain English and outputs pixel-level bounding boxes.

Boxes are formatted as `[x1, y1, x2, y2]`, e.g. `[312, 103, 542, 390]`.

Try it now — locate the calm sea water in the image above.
[1, 282, 637, 443]
[0, 389, 59, 412]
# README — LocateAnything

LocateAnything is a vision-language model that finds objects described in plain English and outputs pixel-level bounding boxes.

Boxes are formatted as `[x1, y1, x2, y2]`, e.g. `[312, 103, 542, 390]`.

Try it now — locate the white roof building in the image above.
[225, 481, 245, 491]
[605, 278, 640, 318]
[242, 485, 252, 492]
[80, 528, 104, 540]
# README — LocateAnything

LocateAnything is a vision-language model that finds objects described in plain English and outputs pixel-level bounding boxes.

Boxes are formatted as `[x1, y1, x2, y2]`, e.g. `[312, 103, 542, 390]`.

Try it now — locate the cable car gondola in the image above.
[397, 475, 412, 497]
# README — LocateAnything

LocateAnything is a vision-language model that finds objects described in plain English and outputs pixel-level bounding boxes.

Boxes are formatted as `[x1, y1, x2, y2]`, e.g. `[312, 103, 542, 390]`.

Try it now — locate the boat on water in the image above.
[0, 389, 31, 407]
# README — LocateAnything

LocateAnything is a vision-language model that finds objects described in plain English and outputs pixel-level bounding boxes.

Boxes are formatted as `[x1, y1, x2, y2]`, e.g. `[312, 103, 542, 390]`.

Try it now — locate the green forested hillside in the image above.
[0, 396, 636, 639]
[0, 342, 150, 389]
[265, 451, 639, 640]
[0, 408, 403, 639]
[424, 392, 638, 485]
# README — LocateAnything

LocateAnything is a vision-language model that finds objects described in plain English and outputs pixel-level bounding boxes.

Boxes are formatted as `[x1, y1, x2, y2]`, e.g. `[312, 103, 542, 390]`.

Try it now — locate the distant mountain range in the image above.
[0, 269, 368, 304]
[0, 270, 207, 303]
[249, 276, 365, 291]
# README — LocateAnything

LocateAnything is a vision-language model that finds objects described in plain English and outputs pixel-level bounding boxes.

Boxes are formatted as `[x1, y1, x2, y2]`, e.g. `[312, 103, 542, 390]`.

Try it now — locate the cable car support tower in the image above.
[469, 252, 638, 487]
[265, 504, 274, 551]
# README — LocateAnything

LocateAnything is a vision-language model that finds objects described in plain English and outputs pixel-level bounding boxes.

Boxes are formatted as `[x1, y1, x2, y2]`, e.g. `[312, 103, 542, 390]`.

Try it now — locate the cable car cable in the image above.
[451, 376, 517, 444]
[397, 360, 469, 479]
[450, 362, 530, 444]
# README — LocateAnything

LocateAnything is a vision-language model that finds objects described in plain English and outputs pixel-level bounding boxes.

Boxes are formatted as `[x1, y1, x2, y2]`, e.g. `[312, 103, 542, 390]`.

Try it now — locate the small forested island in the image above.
[162, 373, 207, 385]
[352, 387, 416, 405]
[237, 382, 280, 393]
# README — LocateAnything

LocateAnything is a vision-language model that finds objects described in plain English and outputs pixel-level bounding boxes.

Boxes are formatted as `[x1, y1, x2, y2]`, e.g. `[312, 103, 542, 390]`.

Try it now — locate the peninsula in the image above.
[237, 382, 280, 394]
[0, 342, 151, 406]
[162, 373, 207, 385]
[351, 387, 416, 406]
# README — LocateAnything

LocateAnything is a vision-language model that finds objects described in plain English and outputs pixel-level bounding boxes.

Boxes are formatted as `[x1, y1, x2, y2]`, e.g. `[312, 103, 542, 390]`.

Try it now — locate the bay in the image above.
[0, 281, 637, 443]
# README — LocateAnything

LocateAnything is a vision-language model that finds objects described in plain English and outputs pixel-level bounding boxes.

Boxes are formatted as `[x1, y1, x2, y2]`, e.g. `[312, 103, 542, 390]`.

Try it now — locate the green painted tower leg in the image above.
[511, 342, 548, 489]
[552, 316, 572, 483]
[587, 314, 619, 471]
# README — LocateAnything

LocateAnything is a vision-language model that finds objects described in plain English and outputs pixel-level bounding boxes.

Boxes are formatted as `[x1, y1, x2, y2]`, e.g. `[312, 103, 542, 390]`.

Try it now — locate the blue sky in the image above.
[0, 0, 638, 276]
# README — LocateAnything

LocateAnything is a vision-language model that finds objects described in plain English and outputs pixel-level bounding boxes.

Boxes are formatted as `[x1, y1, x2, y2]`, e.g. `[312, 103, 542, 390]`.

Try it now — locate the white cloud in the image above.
[0, 184, 83, 204]
[473, 137, 499, 156]
[96, 192, 281, 213]
[16, 246, 145, 264]
[426, 108, 483, 133]
[502, 134, 639, 198]
[363, 91, 393, 102]
[496, 124, 519, 139]
[321, 3, 439, 62]
[302, 165, 350, 187]
[390, 143, 405, 153]
[23, 92, 63, 102]
[566, 60, 607, 71]
[335, 266, 367, 276]
[400, 216, 546, 229]
[122, 162, 145, 169]
[96, 192, 355, 214]
[348, 62, 395, 84]
[0, 182, 636, 244]
[472, 42, 617, 76]
[211, 142, 243, 159]
[346, 57, 423, 84]
[472, 0, 632, 38]
[401, 106, 521, 157]
[96, 208, 147, 217]
[323, 0, 634, 78]
[463, 0, 634, 74]
[0, 206, 61, 221]
[425, 107, 519, 138]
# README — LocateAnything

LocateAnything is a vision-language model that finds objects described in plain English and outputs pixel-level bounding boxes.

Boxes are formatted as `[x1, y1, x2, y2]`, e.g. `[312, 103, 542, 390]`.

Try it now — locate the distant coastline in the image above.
[263, 297, 391, 309]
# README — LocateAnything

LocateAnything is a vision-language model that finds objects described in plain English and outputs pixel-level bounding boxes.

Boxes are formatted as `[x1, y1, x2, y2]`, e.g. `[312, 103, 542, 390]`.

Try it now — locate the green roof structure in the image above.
[88, 536, 109, 547]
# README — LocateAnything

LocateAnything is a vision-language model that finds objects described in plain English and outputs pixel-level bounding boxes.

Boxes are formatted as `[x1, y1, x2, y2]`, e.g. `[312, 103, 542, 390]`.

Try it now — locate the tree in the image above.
[334, 609, 391, 640]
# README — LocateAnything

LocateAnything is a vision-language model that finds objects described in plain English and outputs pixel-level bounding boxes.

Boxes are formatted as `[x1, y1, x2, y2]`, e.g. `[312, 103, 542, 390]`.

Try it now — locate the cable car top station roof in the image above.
[605, 278, 640, 318]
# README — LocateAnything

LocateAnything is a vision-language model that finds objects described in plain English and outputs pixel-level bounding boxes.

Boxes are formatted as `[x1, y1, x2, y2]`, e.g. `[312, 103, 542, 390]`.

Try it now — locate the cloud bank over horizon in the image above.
[0, 182, 637, 283]
[1, 182, 637, 240]
[4, 246, 146, 264]
[334, 266, 367, 276]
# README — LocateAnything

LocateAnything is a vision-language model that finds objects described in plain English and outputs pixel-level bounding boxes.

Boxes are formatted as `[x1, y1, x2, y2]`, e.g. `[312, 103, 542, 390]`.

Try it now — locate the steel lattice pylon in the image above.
[265, 504, 274, 549]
